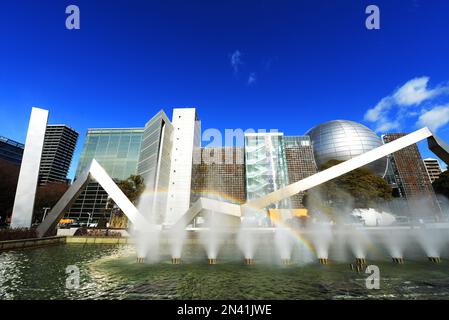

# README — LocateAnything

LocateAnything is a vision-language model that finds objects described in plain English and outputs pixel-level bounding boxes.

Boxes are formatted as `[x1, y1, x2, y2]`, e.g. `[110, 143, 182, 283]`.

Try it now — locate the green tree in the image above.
[108, 175, 145, 228]
[304, 160, 393, 217]
[432, 170, 449, 199]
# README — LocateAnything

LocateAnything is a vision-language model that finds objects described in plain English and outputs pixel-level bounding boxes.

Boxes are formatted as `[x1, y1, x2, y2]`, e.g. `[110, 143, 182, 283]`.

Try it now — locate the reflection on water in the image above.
[1, 244, 449, 300]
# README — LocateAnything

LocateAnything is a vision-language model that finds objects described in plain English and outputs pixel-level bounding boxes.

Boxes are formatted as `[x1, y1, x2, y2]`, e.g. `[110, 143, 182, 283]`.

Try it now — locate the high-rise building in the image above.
[382, 133, 440, 217]
[284, 136, 318, 208]
[66, 128, 144, 222]
[165, 108, 201, 225]
[137, 110, 173, 224]
[424, 158, 443, 183]
[38, 125, 79, 185]
[244, 132, 290, 208]
[0, 136, 24, 166]
[191, 147, 246, 205]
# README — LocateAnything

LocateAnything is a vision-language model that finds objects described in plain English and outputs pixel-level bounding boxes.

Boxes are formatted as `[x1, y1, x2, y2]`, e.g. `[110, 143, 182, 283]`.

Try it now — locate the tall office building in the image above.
[244, 132, 290, 208]
[66, 128, 143, 222]
[165, 108, 201, 225]
[284, 136, 318, 208]
[137, 110, 174, 224]
[424, 158, 443, 183]
[0, 136, 24, 166]
[191, 147, 246, 205]
[382, 133, 440, 217]
[38, 125, 79, 185]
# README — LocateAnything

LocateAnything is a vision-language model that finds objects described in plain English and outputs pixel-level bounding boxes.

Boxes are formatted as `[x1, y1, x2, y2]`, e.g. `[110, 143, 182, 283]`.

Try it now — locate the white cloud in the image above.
[230, 50, 242, 74]
[364, 76, 449, 132]
[247, 73, 256, 85]
[417, 104, 449, 132]
[393, 77, 445, 106]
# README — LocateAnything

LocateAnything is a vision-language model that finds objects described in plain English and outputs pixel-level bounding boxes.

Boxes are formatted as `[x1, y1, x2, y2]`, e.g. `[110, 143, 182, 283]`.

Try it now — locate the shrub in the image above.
[0, 228, 38, 241]
[73, 228, 122, 238]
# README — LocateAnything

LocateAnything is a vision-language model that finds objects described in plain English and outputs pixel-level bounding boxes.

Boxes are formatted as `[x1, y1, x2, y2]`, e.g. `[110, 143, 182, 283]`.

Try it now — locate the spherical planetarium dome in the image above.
[306, 120, 387, 176]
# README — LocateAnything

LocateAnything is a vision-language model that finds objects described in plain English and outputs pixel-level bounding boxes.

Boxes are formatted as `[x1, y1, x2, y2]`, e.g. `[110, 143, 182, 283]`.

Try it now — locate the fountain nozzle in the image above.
[392, 257, 404, 264]
[318, 258, 329, 265]
[356, 258, 367, 265]
[172, 258, 182, 265]
[136, 257, 145, 264]
[244, 258, 256, 265]
[281, 259, 292, 265]
[208, 258, 217, 265]
[428, 257, 442, 263]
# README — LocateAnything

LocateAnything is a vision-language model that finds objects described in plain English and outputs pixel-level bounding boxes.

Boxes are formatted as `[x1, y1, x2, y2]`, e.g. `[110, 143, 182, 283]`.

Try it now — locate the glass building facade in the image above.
[0, 136, 24, 166]
[136, 110, 173, 224]
[66, 128, 144, 222]
[382, 133, 441, 219]
[284, 136, 318, 208]
[38, 125, 79, 185]
[244, 133, 290, 208]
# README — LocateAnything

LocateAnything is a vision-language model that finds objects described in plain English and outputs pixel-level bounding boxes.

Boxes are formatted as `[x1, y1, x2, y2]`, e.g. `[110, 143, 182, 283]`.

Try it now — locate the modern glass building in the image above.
[244, 132, 290, 208]
[0, 136, 24, 166]
[66, 128, 144, 222]
[38, 125, 79, 185]
[191, 147, 246, 205]
[136, 110, 173, 224]
[284, 136, 318, 208]
[382, 133, 441, 218]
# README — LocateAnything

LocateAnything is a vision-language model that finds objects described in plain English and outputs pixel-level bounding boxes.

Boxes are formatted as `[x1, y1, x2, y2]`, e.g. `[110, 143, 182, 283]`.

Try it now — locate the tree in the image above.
[108, 175, 145, 228]
[432, 170, 449, 198]
[304, 160, 393, 218]
[33, 182, 70, 223]
[0, 159, 20, 226]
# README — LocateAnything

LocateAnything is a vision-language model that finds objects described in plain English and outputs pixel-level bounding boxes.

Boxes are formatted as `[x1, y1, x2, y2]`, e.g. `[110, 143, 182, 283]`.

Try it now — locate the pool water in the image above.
[1, 244, 449, 300]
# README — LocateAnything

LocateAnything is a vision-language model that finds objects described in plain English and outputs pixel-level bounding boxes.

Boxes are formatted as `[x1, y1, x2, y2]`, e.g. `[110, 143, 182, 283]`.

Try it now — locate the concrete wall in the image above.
[0, 236, 65, 251]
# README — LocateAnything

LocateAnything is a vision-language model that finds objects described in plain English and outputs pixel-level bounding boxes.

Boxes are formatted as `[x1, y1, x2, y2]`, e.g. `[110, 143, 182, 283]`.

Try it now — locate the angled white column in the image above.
[36, 159, 152, 237]
[171, 198, 241, 231]
[11, 107, 49, 228]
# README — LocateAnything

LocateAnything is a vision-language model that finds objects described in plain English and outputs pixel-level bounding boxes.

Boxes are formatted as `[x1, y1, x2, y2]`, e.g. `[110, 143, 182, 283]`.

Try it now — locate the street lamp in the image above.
[42, 207, 51, 222]
[87, 212, 93, 227]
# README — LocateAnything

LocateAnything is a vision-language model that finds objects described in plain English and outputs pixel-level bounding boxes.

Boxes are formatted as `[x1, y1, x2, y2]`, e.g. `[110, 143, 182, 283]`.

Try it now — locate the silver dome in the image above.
[306, 120, 387, 176]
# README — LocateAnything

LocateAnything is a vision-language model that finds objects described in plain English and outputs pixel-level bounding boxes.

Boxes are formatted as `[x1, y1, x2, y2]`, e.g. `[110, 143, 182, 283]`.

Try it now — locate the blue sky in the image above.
[1, 0, 449, 179]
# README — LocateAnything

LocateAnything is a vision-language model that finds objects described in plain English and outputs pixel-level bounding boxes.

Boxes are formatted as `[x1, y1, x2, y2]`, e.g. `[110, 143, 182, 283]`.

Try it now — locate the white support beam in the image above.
[11, 107, 49, 228]
[37, 159, 151, 237]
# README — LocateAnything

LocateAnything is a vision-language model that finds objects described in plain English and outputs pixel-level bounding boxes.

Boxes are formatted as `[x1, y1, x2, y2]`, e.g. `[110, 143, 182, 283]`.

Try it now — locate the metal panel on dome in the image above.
[306, 120, 387, 176]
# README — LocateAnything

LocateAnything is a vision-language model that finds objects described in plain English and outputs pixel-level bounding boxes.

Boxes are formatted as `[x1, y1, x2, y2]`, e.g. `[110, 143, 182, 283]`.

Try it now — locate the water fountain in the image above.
[237, 208, 263, 265]
[199, 210, 230, 264]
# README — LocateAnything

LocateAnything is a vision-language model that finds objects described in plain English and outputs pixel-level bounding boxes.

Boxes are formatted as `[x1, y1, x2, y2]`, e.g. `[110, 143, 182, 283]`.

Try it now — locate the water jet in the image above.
[172, 257, 182, 264]
[428, 257, 441, 263]
[244, 258, 256, 265]
[392, 257, 404, 264]
[208, 258, 217, 265]
[318, 258, 329, 265]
